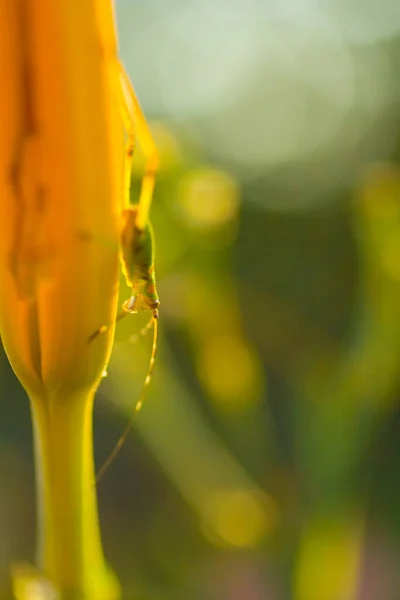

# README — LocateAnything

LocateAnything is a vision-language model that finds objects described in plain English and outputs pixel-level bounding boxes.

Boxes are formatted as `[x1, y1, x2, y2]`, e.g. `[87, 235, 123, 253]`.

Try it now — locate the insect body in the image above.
[92, 61, 160, 483]
[93, 206, 159, 484]
[120, 206, 159, 319]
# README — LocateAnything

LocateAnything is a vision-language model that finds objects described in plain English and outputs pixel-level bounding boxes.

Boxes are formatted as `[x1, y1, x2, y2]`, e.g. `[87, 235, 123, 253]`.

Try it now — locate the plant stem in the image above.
[294, 513, 363, 600]
[30, 391, 120, 600]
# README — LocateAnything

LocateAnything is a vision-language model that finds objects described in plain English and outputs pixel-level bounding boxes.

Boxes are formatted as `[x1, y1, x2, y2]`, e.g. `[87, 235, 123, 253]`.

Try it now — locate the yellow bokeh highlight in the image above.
[12, 563, 58, 600]
[295, 517, 363, 600]
[202, 489, 278, 548]
[179, 168, 240, 228]
[381, 232, 400, 281]
[198, 335, 260, 408]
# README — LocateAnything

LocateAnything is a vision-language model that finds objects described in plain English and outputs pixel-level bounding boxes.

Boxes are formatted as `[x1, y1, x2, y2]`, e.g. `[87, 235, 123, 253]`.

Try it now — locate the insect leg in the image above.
[114, 60, 159, 229]
[128, 314, 154, 344]
[87, 309, 128, 344]
[88, 306, 154, 344]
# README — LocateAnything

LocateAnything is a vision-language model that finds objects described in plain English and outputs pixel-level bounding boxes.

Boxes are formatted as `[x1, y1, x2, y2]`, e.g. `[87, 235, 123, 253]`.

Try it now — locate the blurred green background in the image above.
[3, 1, 400, 598]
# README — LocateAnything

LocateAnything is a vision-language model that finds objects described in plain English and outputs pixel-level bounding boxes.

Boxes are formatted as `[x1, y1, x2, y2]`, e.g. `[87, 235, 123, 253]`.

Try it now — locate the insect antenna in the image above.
[96, 315, 158, 484]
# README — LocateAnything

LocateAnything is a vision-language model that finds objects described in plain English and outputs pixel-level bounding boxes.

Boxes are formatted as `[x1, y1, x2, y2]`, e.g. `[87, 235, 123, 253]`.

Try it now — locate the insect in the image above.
[90, 61, 160, 483]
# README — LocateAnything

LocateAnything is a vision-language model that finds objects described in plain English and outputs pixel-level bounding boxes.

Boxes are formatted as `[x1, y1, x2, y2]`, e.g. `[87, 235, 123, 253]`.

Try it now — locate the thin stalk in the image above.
[30, 391, 119, 600]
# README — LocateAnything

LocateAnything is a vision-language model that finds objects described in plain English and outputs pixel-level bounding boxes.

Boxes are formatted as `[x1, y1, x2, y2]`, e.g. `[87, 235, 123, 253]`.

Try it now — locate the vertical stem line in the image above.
[30, 390, 119, 600]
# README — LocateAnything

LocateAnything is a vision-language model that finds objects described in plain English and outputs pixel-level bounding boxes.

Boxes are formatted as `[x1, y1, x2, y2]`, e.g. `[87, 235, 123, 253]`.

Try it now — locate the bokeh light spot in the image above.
[12, 565, 59, 600]
[203, 489, 278, 548]
[295, 519, 362, 600]
[198, 335, 260, 408]
[179, 168, 240, 229]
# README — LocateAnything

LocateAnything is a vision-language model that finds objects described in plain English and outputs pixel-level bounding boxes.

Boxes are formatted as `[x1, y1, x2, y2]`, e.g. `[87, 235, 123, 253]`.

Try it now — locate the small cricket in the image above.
[89, 61, 159, 483]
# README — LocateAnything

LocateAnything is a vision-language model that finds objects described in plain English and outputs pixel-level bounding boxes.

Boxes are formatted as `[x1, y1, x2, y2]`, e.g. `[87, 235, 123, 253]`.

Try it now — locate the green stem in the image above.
[293, 514, 364, 600]
[29, 391, 120, 600]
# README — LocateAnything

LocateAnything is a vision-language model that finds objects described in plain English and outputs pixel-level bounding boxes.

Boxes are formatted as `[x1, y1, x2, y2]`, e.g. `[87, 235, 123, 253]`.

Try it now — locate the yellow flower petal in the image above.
[0, 2, 126, 597]
[0, 0, 124, 400]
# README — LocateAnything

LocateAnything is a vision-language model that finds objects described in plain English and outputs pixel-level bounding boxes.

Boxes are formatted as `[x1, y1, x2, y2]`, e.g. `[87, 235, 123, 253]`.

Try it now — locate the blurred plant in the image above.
[292, 163, 400, 600]
[105, 122, 400, 598]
